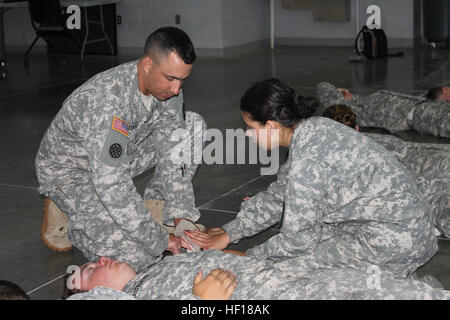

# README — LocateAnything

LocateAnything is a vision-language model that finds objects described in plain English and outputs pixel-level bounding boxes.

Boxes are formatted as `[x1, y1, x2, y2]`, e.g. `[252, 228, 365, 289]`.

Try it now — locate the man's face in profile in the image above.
[141, 51, 193, 101]
[437, 86, 450, 102]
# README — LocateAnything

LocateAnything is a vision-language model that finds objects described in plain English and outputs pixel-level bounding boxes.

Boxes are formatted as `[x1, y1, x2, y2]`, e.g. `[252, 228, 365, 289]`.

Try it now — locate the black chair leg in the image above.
[42, 37, 57, 51]
[66, 32, 81, 50]
[62, 38, 70, 52]
[24, 35, 40, 66]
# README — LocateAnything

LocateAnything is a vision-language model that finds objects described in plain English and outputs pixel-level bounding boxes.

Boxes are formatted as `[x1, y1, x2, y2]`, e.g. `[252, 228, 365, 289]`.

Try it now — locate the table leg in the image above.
[0, 8, 8, 76]
[80, 7, 89, 60]
[99, 5, 114, 55]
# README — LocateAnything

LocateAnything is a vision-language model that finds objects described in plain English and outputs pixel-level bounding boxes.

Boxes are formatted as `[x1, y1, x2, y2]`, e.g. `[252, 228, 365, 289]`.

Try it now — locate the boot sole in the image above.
[40, 198, 72, 252]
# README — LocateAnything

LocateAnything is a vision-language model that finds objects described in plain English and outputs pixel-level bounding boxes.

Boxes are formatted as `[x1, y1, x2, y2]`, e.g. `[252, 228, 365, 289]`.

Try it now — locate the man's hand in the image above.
[166, 234, 181, 255]
[192, 269, 238, 300]
[185, 228, 231, 250]
[338, 88, 353, 100]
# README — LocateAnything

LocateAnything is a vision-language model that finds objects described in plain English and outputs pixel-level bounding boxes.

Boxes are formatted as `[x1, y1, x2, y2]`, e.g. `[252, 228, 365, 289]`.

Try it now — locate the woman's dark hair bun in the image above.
[240, 78, 318, 127]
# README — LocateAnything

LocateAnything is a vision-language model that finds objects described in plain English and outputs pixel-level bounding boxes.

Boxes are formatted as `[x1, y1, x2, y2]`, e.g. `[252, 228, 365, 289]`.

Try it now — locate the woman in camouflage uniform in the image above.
[187, 79, 437, 279]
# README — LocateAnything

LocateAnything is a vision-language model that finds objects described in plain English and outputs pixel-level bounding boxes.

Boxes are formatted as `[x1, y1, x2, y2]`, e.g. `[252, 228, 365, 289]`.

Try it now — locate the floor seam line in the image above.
[26, 273, 66, 296]
[0, 182, 38, 190]
[198, 207, 239, 214]
[198, 174, 264, 209]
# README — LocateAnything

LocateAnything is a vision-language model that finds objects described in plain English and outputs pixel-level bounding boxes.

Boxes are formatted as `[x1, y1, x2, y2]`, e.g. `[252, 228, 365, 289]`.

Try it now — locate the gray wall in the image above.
[118, 0, 270, 55]
[117, 0, 223, 50]
[221, 0, 270, 48]
[2, 0, 421, 55]
[275, 0, 416, 47]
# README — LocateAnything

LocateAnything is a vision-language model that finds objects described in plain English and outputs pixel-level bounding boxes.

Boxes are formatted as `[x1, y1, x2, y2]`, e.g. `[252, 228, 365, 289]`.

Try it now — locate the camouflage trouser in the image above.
[270, 220, 437, 279]
[402, 143, 450, 238]
[49, 111, 206, 272]
[410, 102, 450, 138]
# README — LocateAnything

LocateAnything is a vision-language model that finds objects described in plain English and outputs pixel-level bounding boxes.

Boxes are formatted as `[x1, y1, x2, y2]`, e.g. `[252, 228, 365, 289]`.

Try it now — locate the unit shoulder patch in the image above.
[98, 119, 128, 167]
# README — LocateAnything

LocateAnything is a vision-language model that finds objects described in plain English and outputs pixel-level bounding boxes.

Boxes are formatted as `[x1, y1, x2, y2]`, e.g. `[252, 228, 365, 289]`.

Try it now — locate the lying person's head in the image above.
[62, 257, 137, 299]
[426, 86, 450, 102]
[0, 280, 30, 300]
[240, 78, 319, 149]
[62, 256, 238, 300]
[322, 105, 358, 130]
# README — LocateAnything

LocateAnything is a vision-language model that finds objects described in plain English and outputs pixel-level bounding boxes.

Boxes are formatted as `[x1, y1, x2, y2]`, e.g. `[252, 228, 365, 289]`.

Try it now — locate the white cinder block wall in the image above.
[117, 0, 269, 53]
[275, 0, 416, 47]
[117, 0, 223, 50]
[221, 0, 270, 48]
[2, 0, 421, 54]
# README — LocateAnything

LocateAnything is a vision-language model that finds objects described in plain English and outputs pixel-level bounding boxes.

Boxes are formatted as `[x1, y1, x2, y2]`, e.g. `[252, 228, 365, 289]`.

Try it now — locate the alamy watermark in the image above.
[366, 4, 381, 29]
[66, 5, 81, 30]
[169, 121, 280, 175]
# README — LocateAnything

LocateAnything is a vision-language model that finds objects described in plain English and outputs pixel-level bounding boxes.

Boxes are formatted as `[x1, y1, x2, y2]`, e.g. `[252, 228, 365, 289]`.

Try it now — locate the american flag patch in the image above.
[111, 116, 129, 136]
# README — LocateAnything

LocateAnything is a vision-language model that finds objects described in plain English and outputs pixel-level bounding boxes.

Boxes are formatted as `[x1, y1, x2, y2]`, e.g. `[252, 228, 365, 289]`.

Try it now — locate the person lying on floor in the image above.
[186, 78, 437, 279]
[322, 105, 450, 238]
[64, 250, 450, 300]
[316, 82, 450, 138]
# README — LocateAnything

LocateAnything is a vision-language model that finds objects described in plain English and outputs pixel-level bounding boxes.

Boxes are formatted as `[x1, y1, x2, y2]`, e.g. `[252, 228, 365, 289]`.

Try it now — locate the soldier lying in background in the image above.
[316, 82, 450, 138]
[64, 250, 450, 300]
[322, 105, 450, 238]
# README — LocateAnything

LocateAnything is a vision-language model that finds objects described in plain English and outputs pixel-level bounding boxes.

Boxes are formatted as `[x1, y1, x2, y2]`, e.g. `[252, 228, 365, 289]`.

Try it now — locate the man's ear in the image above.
[355, 125, 360, 132]
[142, 56, 153, 74]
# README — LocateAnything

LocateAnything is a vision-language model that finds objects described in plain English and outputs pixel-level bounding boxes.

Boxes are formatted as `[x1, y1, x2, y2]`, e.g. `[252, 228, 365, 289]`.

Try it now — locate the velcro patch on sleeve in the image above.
[99, 122, 128, 167]
[112, 116, 129, 136]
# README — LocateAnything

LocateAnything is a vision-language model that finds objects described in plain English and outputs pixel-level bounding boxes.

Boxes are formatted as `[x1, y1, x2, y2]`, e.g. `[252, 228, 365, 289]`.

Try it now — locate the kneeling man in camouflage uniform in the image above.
[35, 27, 206, 272]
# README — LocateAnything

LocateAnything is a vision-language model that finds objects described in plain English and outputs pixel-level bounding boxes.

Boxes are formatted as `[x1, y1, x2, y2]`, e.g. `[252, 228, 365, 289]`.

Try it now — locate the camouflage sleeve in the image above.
[246, 159, 326, 259]
[150, 92, 201, 224]
[316, 81, 360, 107]
[222, 163, 289, 243]
[84, 95, 169, 257]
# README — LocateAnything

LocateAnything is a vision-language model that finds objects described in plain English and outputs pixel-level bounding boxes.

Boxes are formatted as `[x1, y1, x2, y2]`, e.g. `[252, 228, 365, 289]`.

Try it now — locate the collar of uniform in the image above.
[128, 60, 162, 126]
[289, 119, 306, 153]
[121, 272, 148, 297]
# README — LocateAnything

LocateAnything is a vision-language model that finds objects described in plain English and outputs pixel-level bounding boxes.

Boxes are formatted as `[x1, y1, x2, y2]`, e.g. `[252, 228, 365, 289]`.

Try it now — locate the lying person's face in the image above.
[437, 86, 450, 102]
[79, 257, 137, 291]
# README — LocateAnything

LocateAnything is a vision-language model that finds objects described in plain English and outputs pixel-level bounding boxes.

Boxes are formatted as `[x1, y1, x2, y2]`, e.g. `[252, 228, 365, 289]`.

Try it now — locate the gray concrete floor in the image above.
[0, 45, 449, 299]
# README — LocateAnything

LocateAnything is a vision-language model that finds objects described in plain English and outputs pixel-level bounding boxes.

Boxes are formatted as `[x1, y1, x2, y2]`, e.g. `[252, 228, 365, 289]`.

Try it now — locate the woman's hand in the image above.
[192, 269, 238, 300]
[185, 228, 231, 250]
[222, 249, 246, 256]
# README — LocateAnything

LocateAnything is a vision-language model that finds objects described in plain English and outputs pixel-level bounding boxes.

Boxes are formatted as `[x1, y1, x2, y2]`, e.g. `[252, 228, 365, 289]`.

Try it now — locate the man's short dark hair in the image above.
[426, 86, 443, 100]
[144, 27, 196, 65]
[61, 273, 83, 300]
[0, 280, 30, 300]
